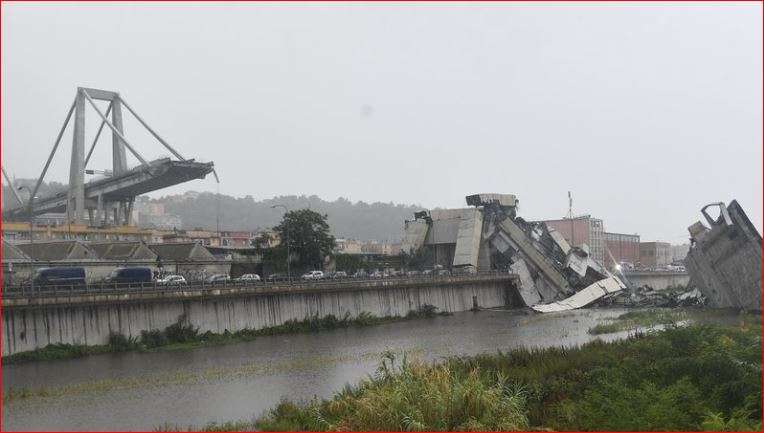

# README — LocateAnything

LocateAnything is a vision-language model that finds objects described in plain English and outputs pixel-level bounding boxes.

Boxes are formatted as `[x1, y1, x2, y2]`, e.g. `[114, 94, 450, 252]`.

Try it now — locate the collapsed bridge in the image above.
[401, 193, 626, 312]
[3, 87, 215, 226]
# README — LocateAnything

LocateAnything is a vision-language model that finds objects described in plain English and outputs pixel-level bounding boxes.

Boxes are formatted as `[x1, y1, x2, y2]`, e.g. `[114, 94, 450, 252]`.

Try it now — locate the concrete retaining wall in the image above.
[2, 277, 515, 356]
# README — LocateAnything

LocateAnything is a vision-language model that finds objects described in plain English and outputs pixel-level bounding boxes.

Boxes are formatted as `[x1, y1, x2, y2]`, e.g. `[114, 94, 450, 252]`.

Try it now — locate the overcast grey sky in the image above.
[2, 3, 761, 243]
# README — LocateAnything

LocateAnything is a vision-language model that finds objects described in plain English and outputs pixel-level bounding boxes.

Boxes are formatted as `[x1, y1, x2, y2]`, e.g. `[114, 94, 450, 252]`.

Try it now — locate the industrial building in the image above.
[540, 216, 605, 264]
[15, 240, 99, 262]
[2, 239, 230, 286]
[89, 241, 158, 261]
[639, 241, 673, 269]
[604, 231, 640, 269]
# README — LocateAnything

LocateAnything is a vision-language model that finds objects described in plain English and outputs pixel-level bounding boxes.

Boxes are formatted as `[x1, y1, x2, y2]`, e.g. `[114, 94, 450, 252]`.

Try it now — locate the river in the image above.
[1, 307, 742, 431]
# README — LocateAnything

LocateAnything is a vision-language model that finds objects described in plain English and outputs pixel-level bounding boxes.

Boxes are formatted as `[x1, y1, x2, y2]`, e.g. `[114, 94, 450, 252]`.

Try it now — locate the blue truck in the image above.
[106, 267, 153, 286]
[33, 267, 86, 288]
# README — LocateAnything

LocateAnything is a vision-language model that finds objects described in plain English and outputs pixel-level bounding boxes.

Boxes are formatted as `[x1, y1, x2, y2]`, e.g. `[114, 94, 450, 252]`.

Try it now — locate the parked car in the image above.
[369, 270, 384, 279]
[422, 269, 433, 276]
[452, 266, 476, 276]
[301, 270, 324, 280]
[352, 269, 367, 278]
[618, 261, 635, 271]
[266, 273, 289, 282]
[206, 274, 230, 284]
[157, 274, 187, 286]
[236, 273, 261, 282]
[436, 269, 451, 276]
[33, 267, 86, 288]
[331, 271, 348, 279]
[106, 267, 152, 286]
[406, 270, 421, 277]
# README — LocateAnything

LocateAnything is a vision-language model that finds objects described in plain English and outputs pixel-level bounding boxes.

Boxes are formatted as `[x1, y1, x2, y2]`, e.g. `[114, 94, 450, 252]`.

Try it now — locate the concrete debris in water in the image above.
[599, 285, 706, 308]
[684, 200, 761, 310]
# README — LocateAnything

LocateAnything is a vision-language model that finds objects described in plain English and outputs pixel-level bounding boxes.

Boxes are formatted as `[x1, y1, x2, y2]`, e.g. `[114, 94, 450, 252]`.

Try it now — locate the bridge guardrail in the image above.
[2, 271, 516, 300]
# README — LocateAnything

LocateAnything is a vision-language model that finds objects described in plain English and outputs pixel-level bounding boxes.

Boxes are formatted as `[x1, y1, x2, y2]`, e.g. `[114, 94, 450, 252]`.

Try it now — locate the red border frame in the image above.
[0, 2, 761, 433]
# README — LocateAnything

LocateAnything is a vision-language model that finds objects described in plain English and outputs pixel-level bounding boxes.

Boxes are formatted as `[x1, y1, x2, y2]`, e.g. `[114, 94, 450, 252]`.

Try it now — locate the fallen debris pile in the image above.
[599, 285, 706, 308]
[401, 193, 627, 313]
[468, 194, 626, 312]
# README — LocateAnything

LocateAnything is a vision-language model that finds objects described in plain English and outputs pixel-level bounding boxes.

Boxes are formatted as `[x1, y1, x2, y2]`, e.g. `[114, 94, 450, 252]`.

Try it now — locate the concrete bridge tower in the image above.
[3, 87, 216, 226]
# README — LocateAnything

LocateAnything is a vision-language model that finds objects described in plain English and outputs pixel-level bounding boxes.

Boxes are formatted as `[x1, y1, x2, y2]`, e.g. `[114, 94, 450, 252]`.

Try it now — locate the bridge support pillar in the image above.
[111, 97, 128, 176]
[67, 91, 86, 225]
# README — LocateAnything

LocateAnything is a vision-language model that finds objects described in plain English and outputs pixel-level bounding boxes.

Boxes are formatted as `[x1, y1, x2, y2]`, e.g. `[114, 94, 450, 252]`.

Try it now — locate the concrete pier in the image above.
[2, 274, 518, 356]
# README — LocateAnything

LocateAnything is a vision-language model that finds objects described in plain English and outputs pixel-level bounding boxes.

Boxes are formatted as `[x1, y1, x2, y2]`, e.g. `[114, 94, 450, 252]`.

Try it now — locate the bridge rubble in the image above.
[402, 193, 626, 312]
[683, 200, 761, 311]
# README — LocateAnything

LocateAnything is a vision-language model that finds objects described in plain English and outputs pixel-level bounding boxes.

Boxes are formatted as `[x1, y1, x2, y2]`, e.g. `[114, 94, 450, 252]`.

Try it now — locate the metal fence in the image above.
[3, 270, 515, 299]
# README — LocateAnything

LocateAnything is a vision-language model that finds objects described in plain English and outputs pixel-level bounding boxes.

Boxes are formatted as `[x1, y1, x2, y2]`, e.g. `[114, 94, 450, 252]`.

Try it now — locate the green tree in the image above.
[274, 209, 336, 272]
[334, 253, 367, 273]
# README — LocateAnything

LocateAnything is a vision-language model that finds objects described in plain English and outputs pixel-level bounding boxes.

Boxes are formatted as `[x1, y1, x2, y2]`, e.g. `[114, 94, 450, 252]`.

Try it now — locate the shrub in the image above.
[407, 303, 441, 318]
[108, 332, 139, 352]
[141, 329, 168, 349]
[164, 314, 199, 343]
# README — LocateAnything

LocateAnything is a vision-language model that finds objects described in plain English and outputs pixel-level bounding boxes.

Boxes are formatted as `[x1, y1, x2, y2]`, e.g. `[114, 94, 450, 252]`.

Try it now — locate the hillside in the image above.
[157, 192, 423, 242]
[3, 179, 426, 241]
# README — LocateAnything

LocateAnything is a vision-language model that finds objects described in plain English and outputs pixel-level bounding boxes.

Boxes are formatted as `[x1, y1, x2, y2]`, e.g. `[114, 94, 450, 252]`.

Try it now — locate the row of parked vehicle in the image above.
[298, 268, 454, 281]
[25, 265, 459, 289]
[28, 266, 248, 288]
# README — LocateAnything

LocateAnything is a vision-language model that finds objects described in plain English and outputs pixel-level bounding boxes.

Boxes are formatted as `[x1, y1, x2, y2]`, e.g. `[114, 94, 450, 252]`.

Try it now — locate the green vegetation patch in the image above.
[242, 320, 761, 431]
[588, 308, 687, 335]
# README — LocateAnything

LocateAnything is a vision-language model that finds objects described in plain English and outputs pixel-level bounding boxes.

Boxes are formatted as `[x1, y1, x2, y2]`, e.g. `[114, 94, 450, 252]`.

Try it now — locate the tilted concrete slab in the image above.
[684, 200, 761, 310]
[401, 219, 429, 254]
[453, 208, 484, 268]
[497, 218, 571, 292]
[531, 275, 625, 313]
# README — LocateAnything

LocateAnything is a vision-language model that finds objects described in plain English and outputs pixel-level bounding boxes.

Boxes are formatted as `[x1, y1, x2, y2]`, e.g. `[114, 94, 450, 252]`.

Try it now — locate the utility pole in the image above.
[216, 182, 221, 246]
[567, 191, 575, 246]
[271, 204, 291, 282]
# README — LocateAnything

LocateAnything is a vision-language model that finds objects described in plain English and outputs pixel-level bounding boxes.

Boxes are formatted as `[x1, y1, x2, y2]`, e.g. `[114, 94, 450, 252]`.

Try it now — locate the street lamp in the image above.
[17, 186, 36, 291]
[271, 204, 291, 281]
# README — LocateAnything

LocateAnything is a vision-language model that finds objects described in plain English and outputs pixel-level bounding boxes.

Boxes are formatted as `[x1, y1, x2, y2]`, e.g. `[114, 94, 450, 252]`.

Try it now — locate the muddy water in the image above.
[1, 308, 743, 431]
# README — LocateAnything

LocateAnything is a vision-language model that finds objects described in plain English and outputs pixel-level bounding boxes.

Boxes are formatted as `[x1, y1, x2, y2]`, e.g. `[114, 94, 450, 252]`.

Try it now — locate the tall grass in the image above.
[255, 351, 528, 432]
[252, 320, 761, 431]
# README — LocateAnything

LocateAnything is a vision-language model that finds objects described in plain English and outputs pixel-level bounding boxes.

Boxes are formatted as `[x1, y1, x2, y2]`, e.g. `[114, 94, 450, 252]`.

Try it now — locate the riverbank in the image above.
[3, 304, 449, 365]
[587, 308, 687, 334]
[170, 318, 761, 431]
